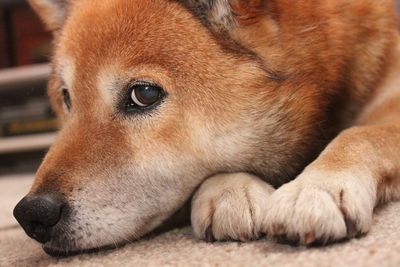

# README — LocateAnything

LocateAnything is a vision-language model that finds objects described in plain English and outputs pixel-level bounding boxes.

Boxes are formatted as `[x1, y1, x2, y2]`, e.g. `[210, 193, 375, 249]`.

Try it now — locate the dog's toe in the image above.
[191, 173, 274, 242]
[262, 171, 375, 245]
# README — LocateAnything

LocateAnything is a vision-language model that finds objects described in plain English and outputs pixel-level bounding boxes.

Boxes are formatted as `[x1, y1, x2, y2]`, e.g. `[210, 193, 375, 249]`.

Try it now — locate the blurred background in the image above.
[1, 0, 57, 176]
[0, 0, 400, 176]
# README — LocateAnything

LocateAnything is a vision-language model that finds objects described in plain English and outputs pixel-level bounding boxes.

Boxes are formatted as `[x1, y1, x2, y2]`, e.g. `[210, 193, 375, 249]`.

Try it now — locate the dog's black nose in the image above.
[13, 193, 65, 243]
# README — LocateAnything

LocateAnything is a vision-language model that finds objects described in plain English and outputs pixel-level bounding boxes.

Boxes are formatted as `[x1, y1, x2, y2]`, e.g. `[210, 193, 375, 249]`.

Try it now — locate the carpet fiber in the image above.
[1, 175, 400, 267]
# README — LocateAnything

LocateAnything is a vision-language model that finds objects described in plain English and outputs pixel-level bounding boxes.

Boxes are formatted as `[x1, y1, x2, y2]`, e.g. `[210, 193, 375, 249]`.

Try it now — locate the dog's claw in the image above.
[271, 223, 286, 235]
[239, 233, 250, 242]
[304, 232, 316, 245]
[205, 225, 215, 243]
[344, 216, 358, 237]
[341, 207, 359, 238]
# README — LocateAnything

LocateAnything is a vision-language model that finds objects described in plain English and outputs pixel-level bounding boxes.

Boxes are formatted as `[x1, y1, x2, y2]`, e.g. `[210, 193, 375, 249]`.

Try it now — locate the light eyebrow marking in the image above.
[58, 57, 76, 90]
[97, 65, 120, 106]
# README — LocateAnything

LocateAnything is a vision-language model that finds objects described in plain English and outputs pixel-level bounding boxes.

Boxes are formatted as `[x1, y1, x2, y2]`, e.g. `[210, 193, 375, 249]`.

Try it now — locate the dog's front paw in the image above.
[191, 173, 274, 242]
[263, 171, 375, 245]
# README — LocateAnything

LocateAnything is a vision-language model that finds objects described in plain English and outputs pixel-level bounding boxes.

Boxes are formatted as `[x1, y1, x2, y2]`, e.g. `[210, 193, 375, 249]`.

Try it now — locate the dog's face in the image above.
[14, 0, 332, 254]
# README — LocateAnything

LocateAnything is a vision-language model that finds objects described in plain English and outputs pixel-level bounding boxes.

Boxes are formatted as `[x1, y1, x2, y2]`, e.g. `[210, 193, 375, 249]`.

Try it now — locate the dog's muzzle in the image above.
[13, 193, 66, 243]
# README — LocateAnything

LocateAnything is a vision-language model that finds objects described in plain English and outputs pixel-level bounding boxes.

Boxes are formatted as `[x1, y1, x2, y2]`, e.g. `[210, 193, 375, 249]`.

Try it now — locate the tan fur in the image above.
[18, 0, 400, 254]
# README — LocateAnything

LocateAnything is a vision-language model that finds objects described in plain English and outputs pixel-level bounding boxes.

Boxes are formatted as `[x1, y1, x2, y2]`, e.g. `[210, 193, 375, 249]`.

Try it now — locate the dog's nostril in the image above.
[13, 193, 65, 243]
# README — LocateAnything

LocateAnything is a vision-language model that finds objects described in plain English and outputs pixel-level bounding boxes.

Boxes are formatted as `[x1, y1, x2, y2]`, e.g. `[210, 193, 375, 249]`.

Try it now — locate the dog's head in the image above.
[13, 0, 377, 255]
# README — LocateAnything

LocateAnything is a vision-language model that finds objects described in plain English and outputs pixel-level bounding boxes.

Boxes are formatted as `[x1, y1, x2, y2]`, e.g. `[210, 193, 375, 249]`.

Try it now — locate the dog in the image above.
[13, 0, 400, 256]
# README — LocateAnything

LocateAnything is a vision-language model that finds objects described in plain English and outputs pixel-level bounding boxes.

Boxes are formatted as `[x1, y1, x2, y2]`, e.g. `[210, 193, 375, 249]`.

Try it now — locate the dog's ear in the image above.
[182, 0, 268, 32]
[28, 0, 69, 32]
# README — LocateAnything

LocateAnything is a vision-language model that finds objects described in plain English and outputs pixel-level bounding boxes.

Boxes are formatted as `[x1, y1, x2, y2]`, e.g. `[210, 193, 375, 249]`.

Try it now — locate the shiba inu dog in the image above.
[13, 0, 400, 256]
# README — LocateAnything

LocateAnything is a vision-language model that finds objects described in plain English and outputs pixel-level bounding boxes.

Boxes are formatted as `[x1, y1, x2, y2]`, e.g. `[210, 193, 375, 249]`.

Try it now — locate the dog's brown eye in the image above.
[62, 88, 72, 111]
[129, 83, 163, 108]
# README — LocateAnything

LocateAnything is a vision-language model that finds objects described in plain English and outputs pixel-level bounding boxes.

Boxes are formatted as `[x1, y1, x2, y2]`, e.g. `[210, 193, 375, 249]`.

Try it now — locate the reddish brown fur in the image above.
[19, 0, 400, 253]
[32, 0, 398, 215]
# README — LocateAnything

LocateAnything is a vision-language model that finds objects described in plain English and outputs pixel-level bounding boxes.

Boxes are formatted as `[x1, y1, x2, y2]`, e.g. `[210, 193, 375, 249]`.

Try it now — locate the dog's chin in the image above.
[43, 202, 192, 257]
[43, 228, 162, 257]
[42, 224, 178, 257]
[41, 222, 141, 257]
[42, 241, 129, 257]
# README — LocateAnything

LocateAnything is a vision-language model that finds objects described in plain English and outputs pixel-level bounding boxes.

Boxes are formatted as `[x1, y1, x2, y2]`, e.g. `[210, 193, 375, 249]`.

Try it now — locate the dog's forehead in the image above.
[58, 0, 210, 78]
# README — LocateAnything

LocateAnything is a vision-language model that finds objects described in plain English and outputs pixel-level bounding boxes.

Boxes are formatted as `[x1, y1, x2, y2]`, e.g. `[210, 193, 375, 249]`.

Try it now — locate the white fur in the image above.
[192, 172, 274, 241]
[191, 168, 377, 245]
[263, 169, 376, 244]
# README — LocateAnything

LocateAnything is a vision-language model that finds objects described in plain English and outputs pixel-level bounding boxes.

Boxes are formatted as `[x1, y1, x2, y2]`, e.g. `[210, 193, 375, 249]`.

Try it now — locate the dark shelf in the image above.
[0, 0, 25, 7]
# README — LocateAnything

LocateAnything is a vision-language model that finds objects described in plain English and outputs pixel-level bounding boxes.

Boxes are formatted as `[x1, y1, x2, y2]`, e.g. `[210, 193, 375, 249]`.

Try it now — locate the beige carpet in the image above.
[1, 176, 400, 267]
